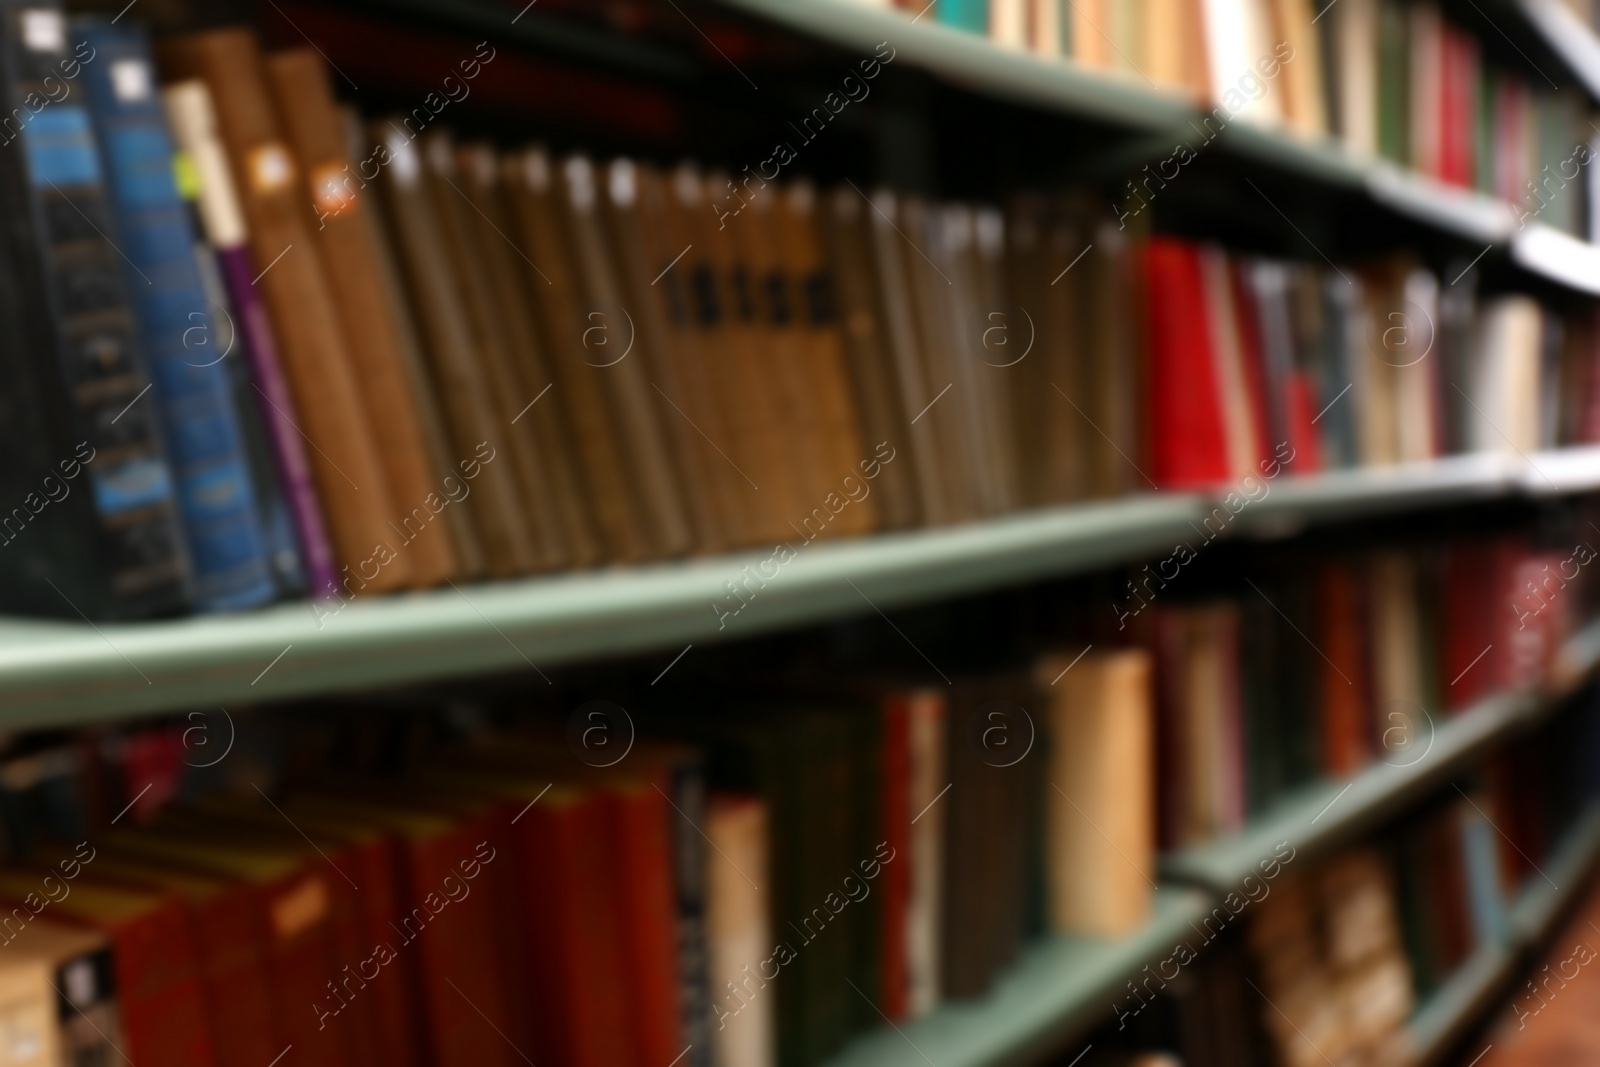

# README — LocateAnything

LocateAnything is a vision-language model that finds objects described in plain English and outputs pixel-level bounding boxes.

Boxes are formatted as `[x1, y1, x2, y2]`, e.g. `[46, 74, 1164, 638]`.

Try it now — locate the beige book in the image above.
[1029, 0, 1063, 55]
[0, 920, 119, 1067]
[1369, 552, 1425, 715]
[1070, 0, 1111, 66]
[1395, 269, 1439, 462]
[1272, 0, 1329, 135]
[1040, 648, 1153, 936]
[1336, 0, 1380, 155]
[705, 795, 775, 1067]
[991, 0, 1029, 47]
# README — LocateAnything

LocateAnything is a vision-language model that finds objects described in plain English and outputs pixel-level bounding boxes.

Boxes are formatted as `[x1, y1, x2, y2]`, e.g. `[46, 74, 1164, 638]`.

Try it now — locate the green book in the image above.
[1377, 0, 1410, 166]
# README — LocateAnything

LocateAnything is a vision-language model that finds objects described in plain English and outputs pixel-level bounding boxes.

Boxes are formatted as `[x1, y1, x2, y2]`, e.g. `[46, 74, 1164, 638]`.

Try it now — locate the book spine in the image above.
[212, 244, 338, 596]
[176, 153, 306, 599]
[667, 759, 713, 1067]
[2, 2, 191, 616]
[78, 21, 274, 611]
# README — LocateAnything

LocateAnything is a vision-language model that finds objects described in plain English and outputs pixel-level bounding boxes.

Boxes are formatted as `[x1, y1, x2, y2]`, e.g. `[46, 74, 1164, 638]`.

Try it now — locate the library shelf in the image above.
[1160, 618, 1600, 895]
[1405, 799, 1600, 1066]
[819, 887, 1214, 1067]
[712, 0, 1600, 295]
[2, 453, 1599, 726]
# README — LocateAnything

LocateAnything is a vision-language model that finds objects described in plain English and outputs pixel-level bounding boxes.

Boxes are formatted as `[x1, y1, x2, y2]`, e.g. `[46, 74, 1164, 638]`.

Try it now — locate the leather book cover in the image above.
[156, 29, 408, 591]
[422, 133, 567, 571]
[338, 109, 487, 580]
[502, 146, 646, 561]
[263, 47, 460, 587]
[559, 153, 695, 559]
[365, 121, 540, 577]
[457, 141, 599, 568]
[600, 159, 727, 551]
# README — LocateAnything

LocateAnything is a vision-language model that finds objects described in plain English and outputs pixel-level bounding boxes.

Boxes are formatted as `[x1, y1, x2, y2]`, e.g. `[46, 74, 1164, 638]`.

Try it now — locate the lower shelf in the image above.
[1406, 799, 1600, 1067]
[819, 889, 1213, 1067]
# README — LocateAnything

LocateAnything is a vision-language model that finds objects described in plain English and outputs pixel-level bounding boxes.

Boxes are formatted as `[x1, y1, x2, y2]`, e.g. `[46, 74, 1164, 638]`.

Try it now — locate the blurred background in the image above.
[0, 0, 1599, 1064]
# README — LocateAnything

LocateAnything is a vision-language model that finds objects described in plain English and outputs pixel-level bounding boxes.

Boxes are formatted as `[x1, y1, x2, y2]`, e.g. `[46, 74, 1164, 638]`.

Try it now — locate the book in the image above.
[263, 48, 463, 588]
[1040, 649, 1153, 936]
[0, 0, 191, 619]
[706, 794, 774, 1067]
[0, 918, 123, 1066]
[156, 29, 408, 592]
[160, 79, 336, 598]
[79, 19, 278, 613]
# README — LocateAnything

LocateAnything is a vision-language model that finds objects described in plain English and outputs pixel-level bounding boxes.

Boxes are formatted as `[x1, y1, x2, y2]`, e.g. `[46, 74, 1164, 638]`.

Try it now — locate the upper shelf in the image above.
[1, 447, 1597, 727]
[713, 0, 1600, 295]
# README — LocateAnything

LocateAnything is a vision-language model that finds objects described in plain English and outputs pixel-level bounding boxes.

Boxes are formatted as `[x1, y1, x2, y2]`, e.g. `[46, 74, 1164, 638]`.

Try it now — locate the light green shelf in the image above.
[819, 888, 1213, 1067]
[2, 452, 1599, 727]
[1406, 798, 1600, 1066]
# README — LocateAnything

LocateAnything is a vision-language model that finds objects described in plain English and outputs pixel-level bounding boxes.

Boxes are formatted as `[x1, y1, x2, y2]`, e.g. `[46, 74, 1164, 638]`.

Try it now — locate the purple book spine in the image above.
[215, 243, 339, 597]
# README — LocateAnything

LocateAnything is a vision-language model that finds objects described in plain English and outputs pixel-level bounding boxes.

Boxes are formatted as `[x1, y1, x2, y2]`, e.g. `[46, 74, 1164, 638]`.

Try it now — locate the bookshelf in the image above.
[703, 0, 1600, 295]
[1, 453, 1593, 726]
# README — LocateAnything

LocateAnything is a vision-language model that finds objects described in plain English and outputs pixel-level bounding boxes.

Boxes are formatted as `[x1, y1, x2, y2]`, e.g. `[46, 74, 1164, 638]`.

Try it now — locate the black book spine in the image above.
[0, 0, 188, 617]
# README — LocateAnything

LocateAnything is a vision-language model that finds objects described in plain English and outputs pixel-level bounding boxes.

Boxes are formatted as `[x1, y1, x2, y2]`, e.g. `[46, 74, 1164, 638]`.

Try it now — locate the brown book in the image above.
[501, 147, 649, 562]
[1077, 203, 1139, 498]
[263, 48, 458, 587]
[862, 188, 953, 525]
[654, 164, 764, 546]
[822, 187, 921, 530]
[773, 184, 878, 537]
[339, 108, 488, 580]
[423, 133, 568, 570]
[366, 122, 541, 576]
[964, 206, 1024, 514]
[1003, 195, 1053, 508]
[157, 30, 408, 590]
[599, 159, 727, 552]
[456, 142, 600, 569]
[701, 171, 804, 544]
[557, 154, 695, 559]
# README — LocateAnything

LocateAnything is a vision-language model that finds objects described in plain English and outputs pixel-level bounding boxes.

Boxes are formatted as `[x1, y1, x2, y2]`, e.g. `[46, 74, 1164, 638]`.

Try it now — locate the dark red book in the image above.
[879, 692, 912, 1019]
[606, 774, 686, 1065]
[1441, 540, 1500, 710]
[1318, 562, 1373, 775]
[1141, 238, 1231, 488]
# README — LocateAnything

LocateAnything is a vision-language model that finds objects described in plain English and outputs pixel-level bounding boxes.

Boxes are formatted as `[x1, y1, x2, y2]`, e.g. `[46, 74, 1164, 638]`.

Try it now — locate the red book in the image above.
[879, 692, 912, 1019]
[1141, 238, 1230, 489]
[1438, 25, 1479, 188]
[1284, 371, 1323, 474]
[1318, 562, 1373, 774]
[1441, 541, 1500, 710]
[77, 849, 281, 1067]
[606, 774, 686, 1065]
[519, 784, 633, 1067]
[0, 869, 217, 1067]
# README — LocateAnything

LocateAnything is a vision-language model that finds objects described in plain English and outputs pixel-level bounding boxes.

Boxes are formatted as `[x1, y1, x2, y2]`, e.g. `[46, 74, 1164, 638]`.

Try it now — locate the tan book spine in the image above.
[460, 143, 602, 569]
[558, 155, 695, 559]
[775, 184, 879, 536]
[1041, 649, 1153, 936]
[601, 161, 728, 553]
[1071, 0, 1111, 66]
[862, 190, 953, 525]
[501, 148, 648, 561]
[422, 133, 567, 570]
[157, 30, 410, 591]
[657, 166, 764, 546]
[263, 49, 458, 587]
[705, 797, 775, 1067]
[821, 188, 922, 529]
[367, 122, 541, 576]
[338, 109, 488, 579]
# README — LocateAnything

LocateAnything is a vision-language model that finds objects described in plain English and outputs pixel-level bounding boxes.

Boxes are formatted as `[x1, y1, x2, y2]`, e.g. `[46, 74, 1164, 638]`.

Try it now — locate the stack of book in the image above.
[862, 0, 1596, 234]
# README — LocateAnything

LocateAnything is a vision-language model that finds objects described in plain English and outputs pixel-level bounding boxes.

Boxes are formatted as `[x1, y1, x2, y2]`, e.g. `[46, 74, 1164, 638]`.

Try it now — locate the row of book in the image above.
[863, 0, 1596, 236]
[1145, 533, 1584, 849]
[0, 521, 1586, 1067]
[6, 7, 1599, 619]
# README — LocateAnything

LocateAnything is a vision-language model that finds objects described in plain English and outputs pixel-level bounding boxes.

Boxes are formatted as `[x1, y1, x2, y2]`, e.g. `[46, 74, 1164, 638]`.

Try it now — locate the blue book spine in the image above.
[1458, 802, 1510, 948]
[77, 20, 273, 610]
[937, 0, 990, 33]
